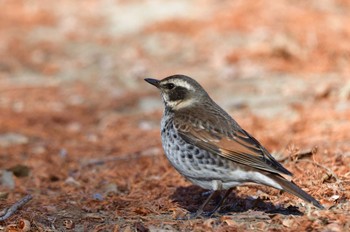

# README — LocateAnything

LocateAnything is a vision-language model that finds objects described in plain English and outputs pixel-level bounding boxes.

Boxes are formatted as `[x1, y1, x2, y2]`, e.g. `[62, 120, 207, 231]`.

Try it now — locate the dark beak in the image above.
[144, 78, 160, 88]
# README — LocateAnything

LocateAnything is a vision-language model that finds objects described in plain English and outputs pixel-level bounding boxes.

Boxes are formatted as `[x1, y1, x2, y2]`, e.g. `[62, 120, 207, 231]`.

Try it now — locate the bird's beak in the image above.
[144, 78, 160, 88]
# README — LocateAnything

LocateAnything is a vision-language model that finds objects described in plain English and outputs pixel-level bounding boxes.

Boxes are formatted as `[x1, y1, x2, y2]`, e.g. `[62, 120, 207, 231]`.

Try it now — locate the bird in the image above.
[144, 74, 324, 218]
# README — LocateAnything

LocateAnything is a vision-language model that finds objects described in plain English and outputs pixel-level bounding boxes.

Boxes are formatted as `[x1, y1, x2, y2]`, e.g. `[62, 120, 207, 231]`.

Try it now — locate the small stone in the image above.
[338, 80, 350, 100]
[59, 149, 68, 159]
[329, 195, 340, 202]
[1, 170, 15, 189]
[31, 145, 46, 154]
[0, 133, 29, 147]
[138, 121, 154, 130]
[65, 177, 81, 187]
[67, 122, 82, 132]
[86, 133, 98, 143]
[8, 164, 30, 177]
[104, 183, 118, 196]
[0, 192, 9, 199]
[92, 193, 104, 201]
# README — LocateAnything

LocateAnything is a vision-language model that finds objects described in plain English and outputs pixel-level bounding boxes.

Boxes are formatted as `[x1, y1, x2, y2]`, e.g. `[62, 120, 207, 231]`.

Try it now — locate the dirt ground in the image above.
[1, 0, 350, 231]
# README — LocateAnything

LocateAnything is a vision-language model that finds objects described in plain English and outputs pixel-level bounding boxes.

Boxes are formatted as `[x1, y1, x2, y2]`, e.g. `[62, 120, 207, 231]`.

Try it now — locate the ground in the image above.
[0, 0, 350, 231]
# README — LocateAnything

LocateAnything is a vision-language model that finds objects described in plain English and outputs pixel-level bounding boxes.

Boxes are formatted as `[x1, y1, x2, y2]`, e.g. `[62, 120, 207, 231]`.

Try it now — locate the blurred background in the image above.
[0, 0, 350, 231]
[1, 0, 350, 116]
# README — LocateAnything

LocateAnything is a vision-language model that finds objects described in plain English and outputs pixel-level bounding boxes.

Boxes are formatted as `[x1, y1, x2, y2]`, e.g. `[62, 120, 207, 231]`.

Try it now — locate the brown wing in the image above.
[174, 106, 292, 176]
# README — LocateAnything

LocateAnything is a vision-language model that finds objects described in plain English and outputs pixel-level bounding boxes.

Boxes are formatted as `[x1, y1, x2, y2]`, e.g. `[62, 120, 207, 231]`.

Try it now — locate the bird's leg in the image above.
[191, 190, 219, 219]
[190, 180, 223, 219]
[201, 190, 214, 197]
[204, 187, 234, 217]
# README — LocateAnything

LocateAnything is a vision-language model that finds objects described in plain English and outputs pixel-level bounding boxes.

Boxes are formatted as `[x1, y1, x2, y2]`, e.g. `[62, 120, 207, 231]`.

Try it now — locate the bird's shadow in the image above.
[170, 185, 303, 217]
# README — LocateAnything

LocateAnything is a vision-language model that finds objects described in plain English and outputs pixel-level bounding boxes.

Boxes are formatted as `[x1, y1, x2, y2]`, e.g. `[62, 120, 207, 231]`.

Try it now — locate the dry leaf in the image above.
[18, 219, 30, 232]
[324, 223, 342, 232]
[113, 224, 120, 232]
[282, 218, 294, 228]
[203, 218, 216, 228]
[220, 216, 237, 227]
[123, 226, 132, 232]
[63, 219, 75, 230]
[5, 224, 18, 232]
[170, 207, 187, 219]
[222, 218, 237, 227]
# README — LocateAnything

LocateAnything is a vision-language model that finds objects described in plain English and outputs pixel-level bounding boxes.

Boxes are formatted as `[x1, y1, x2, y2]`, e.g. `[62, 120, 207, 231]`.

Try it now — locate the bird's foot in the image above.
[175, 210, 205, 220]
[175, 209, 221, 220]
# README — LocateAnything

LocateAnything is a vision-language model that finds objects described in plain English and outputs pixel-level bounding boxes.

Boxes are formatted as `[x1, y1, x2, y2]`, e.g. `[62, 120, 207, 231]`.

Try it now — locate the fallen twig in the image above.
[0, 194, 33, 221]
[83, 154, 140, 166]
[82, 147, 161, 167]
[279, 146, 318, 163]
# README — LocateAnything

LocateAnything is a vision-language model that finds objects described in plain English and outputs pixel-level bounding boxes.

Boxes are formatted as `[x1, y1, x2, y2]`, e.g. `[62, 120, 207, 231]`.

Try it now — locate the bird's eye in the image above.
[165, 83, 175, 90]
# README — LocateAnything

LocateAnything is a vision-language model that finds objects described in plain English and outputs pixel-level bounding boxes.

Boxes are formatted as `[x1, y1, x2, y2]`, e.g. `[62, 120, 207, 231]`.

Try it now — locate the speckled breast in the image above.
[160, 111, 233, 186]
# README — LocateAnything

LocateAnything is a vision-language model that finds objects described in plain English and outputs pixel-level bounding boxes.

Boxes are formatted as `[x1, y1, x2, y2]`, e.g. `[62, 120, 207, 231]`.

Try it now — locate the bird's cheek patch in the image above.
[168, 87, 188, 102]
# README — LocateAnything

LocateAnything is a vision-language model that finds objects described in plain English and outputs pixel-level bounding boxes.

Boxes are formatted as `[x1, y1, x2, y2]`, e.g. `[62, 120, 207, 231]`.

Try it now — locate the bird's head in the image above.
[145, 74, 209, 111]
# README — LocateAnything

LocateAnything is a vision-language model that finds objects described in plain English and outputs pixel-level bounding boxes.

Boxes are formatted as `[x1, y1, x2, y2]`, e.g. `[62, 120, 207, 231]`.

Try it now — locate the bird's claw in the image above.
[175, 209, 221, 220]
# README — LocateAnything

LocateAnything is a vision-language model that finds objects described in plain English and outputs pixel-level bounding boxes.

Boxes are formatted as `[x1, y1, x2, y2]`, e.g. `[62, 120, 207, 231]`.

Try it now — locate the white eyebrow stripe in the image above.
[171, 79, 195, 91]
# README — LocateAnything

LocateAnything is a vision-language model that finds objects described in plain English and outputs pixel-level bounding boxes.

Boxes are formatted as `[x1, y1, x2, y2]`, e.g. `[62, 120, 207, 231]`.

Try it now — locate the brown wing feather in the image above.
[174, 106, 292, 176]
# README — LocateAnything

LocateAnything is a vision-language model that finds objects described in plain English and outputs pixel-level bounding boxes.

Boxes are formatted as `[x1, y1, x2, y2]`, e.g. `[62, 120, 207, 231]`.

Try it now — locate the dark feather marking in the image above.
[174, 104, 292, 176]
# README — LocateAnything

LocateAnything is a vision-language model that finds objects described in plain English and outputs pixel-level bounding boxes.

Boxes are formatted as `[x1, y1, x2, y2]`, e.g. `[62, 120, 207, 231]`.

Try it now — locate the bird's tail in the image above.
[267, 173, 324, 209]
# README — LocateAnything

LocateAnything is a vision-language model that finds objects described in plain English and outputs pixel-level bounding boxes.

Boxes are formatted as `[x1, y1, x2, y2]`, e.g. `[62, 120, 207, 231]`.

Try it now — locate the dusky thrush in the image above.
[145, 74, 324, 218]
